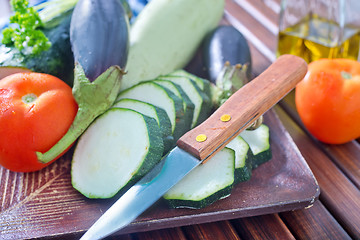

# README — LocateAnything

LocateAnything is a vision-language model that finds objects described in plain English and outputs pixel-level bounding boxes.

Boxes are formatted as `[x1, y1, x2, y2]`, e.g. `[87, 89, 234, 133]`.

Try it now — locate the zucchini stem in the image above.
[36, 63, 124, 163]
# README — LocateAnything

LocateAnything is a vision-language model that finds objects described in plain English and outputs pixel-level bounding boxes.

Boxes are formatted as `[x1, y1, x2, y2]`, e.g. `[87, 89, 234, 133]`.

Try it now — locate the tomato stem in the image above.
[36, 63, 124, 163]
[341, 71, 352, 79]
[22, 93, 37, 104]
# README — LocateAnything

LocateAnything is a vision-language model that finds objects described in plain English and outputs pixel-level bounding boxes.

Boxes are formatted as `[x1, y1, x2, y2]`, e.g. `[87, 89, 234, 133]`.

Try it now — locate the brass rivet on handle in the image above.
[220, 114, 231, 122]
[196, 134, 207, 142]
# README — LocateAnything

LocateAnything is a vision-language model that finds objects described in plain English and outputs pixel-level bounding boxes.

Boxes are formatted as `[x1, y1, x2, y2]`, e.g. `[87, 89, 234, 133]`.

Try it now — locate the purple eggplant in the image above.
[36, 0, 130, 164]
[70, 0, 129, 81]
[203, 25, 252, 84]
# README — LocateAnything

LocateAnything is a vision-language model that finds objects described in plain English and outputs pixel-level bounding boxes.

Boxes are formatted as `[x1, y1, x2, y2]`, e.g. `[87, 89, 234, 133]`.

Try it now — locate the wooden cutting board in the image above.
[0, 110, 319, 239]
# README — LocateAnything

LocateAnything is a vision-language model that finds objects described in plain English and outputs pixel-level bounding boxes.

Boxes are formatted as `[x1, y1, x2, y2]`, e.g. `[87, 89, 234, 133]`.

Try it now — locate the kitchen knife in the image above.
[80, 54, 307, 240]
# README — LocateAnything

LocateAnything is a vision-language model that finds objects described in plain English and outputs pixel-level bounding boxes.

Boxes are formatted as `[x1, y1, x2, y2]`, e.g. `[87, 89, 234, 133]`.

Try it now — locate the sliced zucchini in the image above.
[152, 79, 194, 131]
[159, 74, 212, 127]
[113, 98, 174, 153]
[226, 136, 252, 183]
[164, 147, 235, 209]
[116, 81, 186, 141]
[169, 69, 212, 99]
[240, 124, 272, 168]
[71, 108, 164, 199]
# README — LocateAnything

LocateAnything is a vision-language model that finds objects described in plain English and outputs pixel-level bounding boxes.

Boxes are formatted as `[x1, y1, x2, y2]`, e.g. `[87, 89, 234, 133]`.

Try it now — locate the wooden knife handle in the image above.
[177, 54, 307, 161]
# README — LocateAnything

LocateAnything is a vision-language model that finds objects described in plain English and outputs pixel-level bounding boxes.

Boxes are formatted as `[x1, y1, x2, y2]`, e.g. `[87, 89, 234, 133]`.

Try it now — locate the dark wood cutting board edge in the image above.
[0, 109, 319, 240]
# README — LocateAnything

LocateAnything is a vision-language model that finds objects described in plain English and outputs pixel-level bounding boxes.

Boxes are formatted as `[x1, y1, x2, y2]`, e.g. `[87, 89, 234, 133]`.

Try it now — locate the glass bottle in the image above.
[276, 0, 360, 62]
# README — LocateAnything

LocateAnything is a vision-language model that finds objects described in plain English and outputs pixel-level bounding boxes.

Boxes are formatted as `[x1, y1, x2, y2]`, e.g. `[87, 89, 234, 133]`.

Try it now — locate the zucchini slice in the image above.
[164, 148, 235, 209]
[240, 124, 272, 168]
[152, 79, 194, 131]
[169, 69, 212, 99]
[71, 108, 164, 198]
[113, 98, 174, 153]
[226, 136, 252, 183]
[159, 74, 212, 127]
[116, 81, 186, 141]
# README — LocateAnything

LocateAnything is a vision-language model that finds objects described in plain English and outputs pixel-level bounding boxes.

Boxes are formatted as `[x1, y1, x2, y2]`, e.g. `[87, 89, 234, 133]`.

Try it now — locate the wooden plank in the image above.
[223, 1, 276, 74]
[233, 0, 279, 30]
[280, 200, 351, 239]
[135, 228, 186, 240]
[326, 142, 360, 189]
[232, 214, 295, 240]
[55, 232, 134, 240]
[222, 0, 282, 75]
[183, 221, 241, 240]
[261, 0, 282, 14]
[225, 0, 277, 51]
[104, 234, 133, 240]
[275, 105, 360, 239]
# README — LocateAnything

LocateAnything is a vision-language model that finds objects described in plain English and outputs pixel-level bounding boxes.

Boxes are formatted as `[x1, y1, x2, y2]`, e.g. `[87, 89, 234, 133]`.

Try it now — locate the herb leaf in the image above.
[1, 0, 51, 55]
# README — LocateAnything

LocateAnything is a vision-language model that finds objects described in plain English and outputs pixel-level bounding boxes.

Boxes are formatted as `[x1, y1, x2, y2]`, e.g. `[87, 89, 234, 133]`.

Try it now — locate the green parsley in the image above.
[1, 0, 51, 55]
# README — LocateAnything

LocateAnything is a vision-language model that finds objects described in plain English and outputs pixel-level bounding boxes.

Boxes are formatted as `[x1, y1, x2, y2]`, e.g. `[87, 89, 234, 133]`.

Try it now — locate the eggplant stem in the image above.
[246, 115, 264, 130]
[212, 62, 250, 107]
[36, 64, 124, 163]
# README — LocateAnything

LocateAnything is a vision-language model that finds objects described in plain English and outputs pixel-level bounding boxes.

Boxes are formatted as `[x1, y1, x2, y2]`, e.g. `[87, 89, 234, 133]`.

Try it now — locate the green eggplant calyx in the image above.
[36, 63, 124, 163]
[211, 62, 250, 107]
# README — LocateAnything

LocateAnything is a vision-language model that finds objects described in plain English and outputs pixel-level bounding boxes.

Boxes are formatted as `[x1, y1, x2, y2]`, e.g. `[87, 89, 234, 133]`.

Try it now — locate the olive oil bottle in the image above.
[277, 14, 360, 63]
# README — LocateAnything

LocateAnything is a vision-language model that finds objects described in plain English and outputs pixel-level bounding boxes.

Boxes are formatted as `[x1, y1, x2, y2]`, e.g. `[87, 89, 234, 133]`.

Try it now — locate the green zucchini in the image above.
[226, 136, 252, 183]
[120, 0, 225, 91]
[159, 74, 212, 127]
[152, 79, 194, 132]
[71, 108, 164, 198]
[164, 147, 235, 209]
[116, 81, 186, 141]
[169, 69, 212, 100]
[113, 98, 174, 153]
[240, 124, 272, 168]
[0, 12, 74, 85]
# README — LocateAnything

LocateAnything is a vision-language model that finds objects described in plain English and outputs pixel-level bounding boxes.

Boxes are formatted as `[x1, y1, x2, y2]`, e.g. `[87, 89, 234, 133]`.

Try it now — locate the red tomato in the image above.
[0, 73, 78, 172]
[295, 58, 360, 144]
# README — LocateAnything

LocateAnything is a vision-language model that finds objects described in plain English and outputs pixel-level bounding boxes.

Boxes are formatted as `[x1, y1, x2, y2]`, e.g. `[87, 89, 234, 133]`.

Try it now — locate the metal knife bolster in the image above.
[177, 54, 307, 161]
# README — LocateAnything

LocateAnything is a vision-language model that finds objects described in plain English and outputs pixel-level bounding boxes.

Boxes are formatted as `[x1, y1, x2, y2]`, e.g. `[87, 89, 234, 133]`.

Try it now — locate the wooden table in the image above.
[1, 0, 360, 239]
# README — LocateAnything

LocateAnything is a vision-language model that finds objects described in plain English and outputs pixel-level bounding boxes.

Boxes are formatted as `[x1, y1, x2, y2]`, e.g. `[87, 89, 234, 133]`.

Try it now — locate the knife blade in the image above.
[80, 54, 307, 240]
